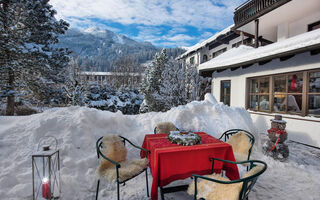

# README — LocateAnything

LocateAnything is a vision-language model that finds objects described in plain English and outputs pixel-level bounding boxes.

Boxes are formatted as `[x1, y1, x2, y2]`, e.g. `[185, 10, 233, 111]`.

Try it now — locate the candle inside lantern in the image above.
[42, 177, 50, 199]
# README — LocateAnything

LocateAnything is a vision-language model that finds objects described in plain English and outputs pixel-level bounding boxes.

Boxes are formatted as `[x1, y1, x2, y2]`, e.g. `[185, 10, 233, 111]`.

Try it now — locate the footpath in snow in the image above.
[0, 94, 319, 200]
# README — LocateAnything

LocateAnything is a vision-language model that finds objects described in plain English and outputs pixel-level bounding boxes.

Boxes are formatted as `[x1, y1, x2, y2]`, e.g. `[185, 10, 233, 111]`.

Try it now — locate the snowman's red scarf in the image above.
[267, 128, 286, 152]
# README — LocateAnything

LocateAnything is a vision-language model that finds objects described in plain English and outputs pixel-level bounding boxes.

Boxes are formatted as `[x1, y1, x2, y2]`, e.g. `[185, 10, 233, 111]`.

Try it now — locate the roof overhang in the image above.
[199, 43, 320, 76]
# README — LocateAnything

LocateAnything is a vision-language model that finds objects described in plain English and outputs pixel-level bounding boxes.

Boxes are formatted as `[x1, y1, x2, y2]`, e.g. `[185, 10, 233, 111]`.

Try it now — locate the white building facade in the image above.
[178, 0, 320, 147]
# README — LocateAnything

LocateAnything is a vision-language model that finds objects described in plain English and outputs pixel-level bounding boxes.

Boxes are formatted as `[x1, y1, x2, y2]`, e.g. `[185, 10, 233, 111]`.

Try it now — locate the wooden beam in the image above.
[217, 68, 227, 73]
[242, 63, 253, 69]
[231, 67, 240, 71]
[236, 30, 255, 39]
[280, 54, 295, 61]
[301, 71, 308, 116]
[258, 60, 271, 65]
[241, 31, 244, 45]
[200, 70, 213, 78]
[259, 36, 273, 45]
[310, 49, 320, 55]
[255, 19, 259, 48]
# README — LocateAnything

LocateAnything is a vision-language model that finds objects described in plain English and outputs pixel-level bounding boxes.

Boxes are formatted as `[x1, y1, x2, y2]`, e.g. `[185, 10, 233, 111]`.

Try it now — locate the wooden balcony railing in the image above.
[233, 0, 292, 29]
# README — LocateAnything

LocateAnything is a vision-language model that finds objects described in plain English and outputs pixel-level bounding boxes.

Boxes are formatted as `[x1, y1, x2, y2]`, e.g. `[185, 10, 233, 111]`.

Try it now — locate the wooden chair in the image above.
[190, 158, 267, 200]
[95, 135, 150, 200]
[219, 129, 255, 162]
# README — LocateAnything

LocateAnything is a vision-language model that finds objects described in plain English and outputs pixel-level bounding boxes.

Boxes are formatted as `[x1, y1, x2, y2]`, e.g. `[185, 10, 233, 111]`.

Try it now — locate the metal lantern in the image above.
[32, 136, 61, 200]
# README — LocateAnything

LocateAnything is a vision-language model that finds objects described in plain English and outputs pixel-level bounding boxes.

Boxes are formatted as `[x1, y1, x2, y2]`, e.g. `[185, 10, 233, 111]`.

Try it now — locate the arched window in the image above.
[203, 54, 208, 62]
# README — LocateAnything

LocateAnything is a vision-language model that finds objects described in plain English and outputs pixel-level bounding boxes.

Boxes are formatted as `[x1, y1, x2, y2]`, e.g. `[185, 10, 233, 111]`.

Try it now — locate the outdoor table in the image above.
[140, 132, 240, 200]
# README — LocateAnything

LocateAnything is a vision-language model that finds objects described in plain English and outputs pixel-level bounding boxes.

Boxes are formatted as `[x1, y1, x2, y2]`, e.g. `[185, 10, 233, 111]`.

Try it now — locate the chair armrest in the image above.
[209, 157, 248, 165]
[119, 136, 150, 156]
[98, 151, 121, 168]
[192, 174, 243, 184]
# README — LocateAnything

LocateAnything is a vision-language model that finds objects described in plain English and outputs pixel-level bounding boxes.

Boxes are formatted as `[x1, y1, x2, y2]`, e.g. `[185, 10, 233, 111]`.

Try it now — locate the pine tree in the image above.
[160, 60, 186, 109]
[0, 0, 70, 115]
[140, 48, 168, 112]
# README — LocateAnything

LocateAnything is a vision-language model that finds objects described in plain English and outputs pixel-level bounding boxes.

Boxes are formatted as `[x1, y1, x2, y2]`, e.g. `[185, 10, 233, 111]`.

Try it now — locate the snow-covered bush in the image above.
[86, 84, 143, 114]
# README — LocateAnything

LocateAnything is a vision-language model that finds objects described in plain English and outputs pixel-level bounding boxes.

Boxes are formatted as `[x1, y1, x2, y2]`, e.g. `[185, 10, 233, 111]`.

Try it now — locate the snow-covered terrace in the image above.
[199, 29, 320, 72]
[1, 94, 320, 199]
[177, 24, 234, 59]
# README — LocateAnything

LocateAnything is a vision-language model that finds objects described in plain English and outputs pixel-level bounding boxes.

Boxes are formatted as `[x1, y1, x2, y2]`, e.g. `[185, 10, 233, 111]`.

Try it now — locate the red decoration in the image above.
[42, 178, 50, 199]
[290, 75, 297, 91]
[267, 128, 286, 152]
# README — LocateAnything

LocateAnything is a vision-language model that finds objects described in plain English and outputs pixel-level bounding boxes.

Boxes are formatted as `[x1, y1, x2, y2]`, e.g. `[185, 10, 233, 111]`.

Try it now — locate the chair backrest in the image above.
[154, 122, 178, 134]
[238, 160, 267, 200]
[192, 158, 267, 200]
[96, 135, 127, 166]
[219, 129, 255, 161]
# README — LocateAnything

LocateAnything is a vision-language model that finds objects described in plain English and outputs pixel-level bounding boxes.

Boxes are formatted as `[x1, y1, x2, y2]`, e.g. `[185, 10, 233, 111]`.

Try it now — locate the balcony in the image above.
[233, 0, 292, 29]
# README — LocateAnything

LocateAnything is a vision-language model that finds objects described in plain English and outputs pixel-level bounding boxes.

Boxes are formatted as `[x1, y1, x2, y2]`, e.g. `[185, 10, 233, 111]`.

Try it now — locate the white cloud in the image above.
[167, 34, 196, 42]
[50, 0, 243, 29]
[65, 17, 121, 33]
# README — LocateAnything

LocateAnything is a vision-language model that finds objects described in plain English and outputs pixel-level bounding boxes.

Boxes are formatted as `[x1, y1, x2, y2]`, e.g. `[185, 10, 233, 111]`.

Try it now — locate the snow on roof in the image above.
[177, 24, 234, 59]
[199, 29, 320, 71]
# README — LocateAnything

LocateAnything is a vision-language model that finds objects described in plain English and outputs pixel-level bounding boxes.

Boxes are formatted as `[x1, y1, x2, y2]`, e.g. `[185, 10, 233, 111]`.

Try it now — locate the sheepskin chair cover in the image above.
[97, 134, 149, 182]
[187, 166, 263, 200]
[155, 122, 178, 134]
[226, 131, 252, 162]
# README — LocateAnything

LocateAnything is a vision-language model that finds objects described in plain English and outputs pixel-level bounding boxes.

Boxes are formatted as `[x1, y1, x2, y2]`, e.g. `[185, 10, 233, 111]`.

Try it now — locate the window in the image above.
[308, 21, 320, 32]
[232, 38, 253, 48]
[308, 71, 320, 115]
[248, 77, 270, 111]
[221, 80, 231, 106]
[190, 56, 195, 65]
[247, 69, 320, 117]
[203, 54, 208, 63]
[213, 48, 227, 58]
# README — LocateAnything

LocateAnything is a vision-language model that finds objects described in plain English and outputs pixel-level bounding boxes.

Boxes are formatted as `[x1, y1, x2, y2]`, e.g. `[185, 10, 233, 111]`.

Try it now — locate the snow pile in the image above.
[0, 94, 319, 200]
[199, 28, 320, 70]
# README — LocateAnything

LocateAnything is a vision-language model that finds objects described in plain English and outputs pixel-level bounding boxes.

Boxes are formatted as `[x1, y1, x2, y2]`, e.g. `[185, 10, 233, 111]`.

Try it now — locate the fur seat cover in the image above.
[226, 131, 252, 162]
[187, 166, 264, 200]
[155, 122, 178, 134]
[97, 134, 149, 182]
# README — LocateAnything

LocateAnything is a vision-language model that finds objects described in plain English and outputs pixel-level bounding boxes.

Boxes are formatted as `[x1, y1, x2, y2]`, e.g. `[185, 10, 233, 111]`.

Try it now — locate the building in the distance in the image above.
[178, 0, 320, 147]
[80, 71, 142, 89]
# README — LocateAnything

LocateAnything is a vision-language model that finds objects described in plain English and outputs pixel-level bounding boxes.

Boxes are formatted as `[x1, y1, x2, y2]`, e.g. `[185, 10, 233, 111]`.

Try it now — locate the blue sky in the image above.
[50, 0, 246, 48]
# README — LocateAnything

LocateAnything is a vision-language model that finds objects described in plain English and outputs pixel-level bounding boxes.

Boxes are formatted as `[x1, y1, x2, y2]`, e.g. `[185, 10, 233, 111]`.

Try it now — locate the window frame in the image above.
[246, 69, 320, 117]
[202, 54, 208, 63]
[190, 56, 195, 65]
[213, 47, 227, 58]
[220, 80, 231, 106]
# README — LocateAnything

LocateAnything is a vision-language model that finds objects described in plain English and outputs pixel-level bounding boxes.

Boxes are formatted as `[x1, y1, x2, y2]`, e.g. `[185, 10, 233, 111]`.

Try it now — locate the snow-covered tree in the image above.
[0, 0, 70, 115]
[160, 60, 187, 109]
[62, 57, 87, 106]
[140, 48, 168, 112]
[184, 63, 212, 101]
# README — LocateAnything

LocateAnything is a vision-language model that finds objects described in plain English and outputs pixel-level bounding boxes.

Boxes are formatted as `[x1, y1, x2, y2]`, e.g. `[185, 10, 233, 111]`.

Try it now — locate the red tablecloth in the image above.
[140, 132, 240, 200]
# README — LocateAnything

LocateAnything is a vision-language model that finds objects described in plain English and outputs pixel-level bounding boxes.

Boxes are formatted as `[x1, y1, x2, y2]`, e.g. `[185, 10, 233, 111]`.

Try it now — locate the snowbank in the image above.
[0, 94, 319, 200]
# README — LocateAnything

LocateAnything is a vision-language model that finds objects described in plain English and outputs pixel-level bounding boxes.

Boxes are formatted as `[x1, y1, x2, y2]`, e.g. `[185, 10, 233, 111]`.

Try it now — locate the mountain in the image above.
[57, 27, 185, 72]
